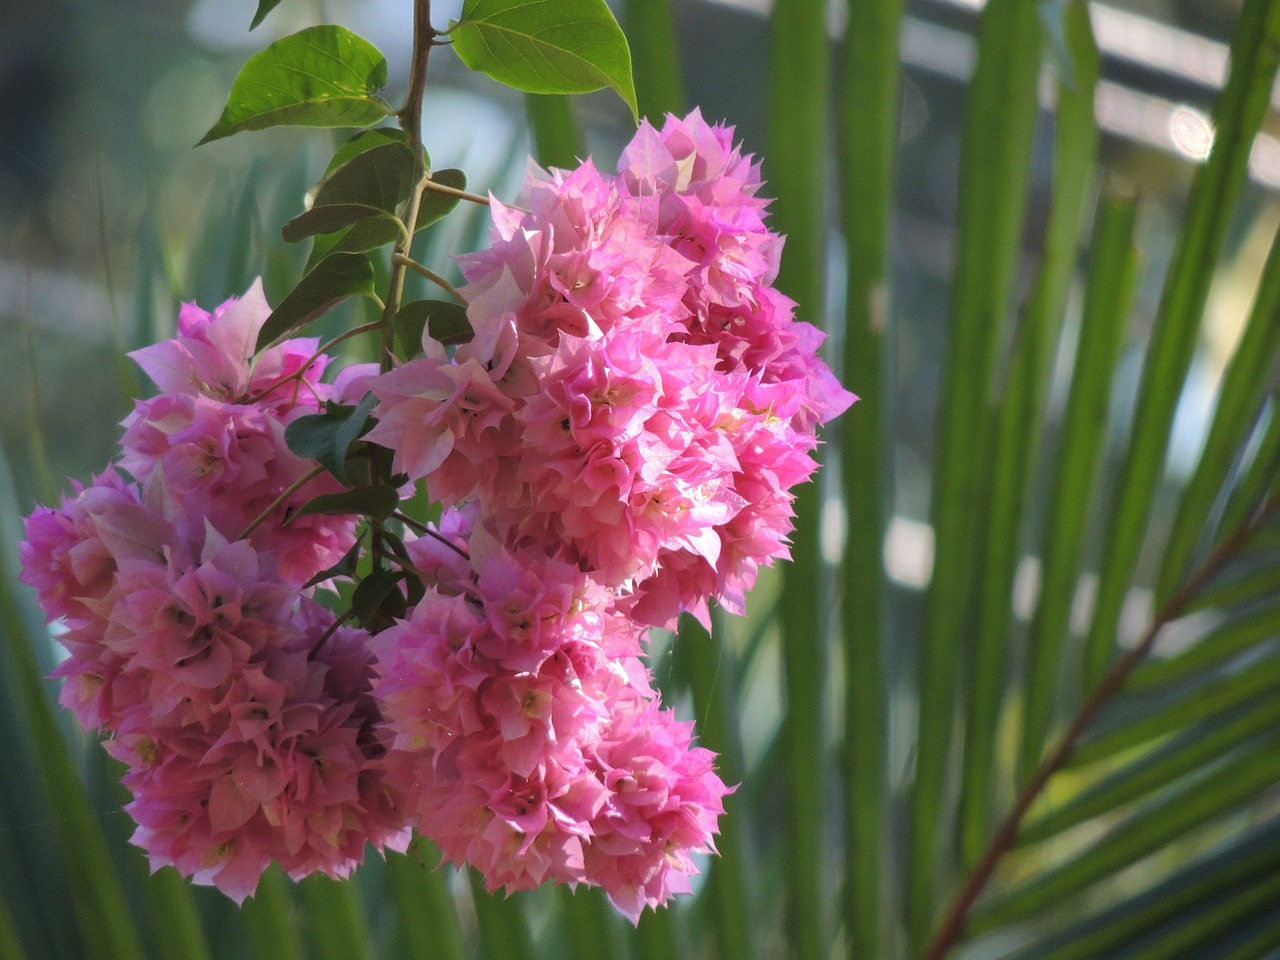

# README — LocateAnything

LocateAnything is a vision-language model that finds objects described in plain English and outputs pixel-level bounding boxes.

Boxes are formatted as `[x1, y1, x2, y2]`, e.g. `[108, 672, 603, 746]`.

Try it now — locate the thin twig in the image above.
[393, 510, 429, 534]
[245, 321, 383, 404]
[918, 487, 1280, 960]
[420, 176, 491, 207]
[237, 464, 327, 540]
[309, 607, 356, 657]
[392, 253, 466, 303]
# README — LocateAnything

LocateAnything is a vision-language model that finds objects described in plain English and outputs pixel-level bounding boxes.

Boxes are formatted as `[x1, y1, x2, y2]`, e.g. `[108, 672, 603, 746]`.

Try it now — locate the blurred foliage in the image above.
[5, 1, 1280, 959]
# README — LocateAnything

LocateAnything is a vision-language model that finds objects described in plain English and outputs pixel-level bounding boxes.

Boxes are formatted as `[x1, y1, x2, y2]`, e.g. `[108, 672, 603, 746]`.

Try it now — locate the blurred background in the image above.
[1, 0, 1276, 957]
[1, 0, 1268, 565]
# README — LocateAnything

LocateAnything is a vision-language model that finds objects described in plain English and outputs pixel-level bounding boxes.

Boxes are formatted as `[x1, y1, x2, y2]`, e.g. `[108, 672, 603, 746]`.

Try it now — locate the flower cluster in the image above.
[20, 283, 408, 901]
[370, 109, 853, 627]
[19, 111, 853, 919]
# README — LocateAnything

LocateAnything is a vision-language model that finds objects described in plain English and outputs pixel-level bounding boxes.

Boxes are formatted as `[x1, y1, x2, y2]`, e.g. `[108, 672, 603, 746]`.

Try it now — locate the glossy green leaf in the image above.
[1080, 0, 1280, 687]
[908, 0, 1042, 941]
[256, 253, 376, 351]
[961, 0, 1100, 863]
[292, 484, 399, 521]
[451, 0, 638, 118]
[325, 127, 412, 176]
[199, 26, 392, 144]
[1020, 185, 1140, 777]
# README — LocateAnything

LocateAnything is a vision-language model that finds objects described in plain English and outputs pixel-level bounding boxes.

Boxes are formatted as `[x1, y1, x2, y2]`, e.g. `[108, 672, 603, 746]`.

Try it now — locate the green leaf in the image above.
[1079, 0, 1280, 688]
[251, 0, 285, 29]
[973, 740, 1280, 933]
[0, 545, 145, 960]
[524, 94, 584, 170]
[1156, 219, 1280, 603]
[325, 127, 412, 176]
[416, 169, 467, 230]
[395, 300, 473, 358]
[1126, 604, 1280, 691]
[284, 393, 378, 484]
[1217, 397, 1280, 545]
[960, 0, 1099, 864]
[1002, 819, 1280, 960]
[1020, 697, 1280, 845]
[386, 843, 464, 960]
[837, 0, 900, 953]
[468, 875, 536, 960]
[451, 0, 638, 118]
[768, 0, 830, 956]
[907, 0, 1042, 943]
[297, 876, 374, 960]
[0, 890, 29, 960]
[283, 142, 415, 243]
[293, 169, 465, 261]
[624, 0, 686, 122]
[1071, 653, 1280, 769]
[351, 569, 407, 631]
[242, 867, 302, 960]
[1019, 184, 1140, 778]
[682, 613, 756, 960]
[256, 253, 376, 351]
[199, 25, 392, 144]
[292, 484, 399, 521]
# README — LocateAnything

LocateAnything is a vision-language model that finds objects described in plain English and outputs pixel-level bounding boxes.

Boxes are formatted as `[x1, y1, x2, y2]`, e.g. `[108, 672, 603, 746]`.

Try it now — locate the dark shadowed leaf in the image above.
[293, 484, 400, 521]
[282, 142, 416, 243]
[251, 0, 284, 29]
[256, 252, 376, 350]
[417, 169, 467, 230]
[284, 393, 377, 484]
[395, 300, 472, 358]
[451, 0, 637, 118]
[351, 569, 407, 630]
[325, 127, 414, 175]
[199, 26, 392, 144]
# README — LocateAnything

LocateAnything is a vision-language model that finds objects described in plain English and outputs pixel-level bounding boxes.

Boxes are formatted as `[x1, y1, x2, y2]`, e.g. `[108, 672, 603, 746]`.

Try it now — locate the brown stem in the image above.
[369, 0, 434, 572]
[918, 487, 1280, 960]
[237, 464, 326, 540]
